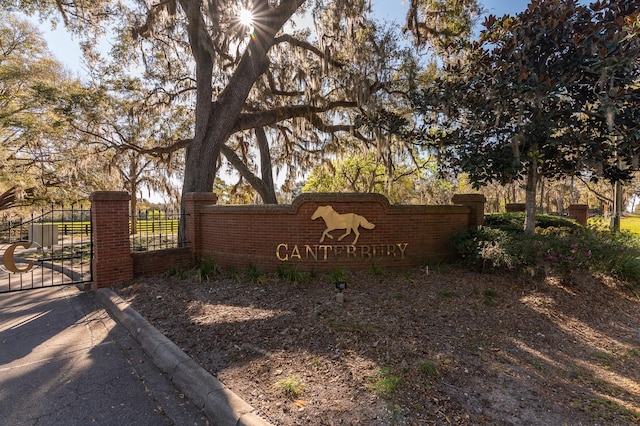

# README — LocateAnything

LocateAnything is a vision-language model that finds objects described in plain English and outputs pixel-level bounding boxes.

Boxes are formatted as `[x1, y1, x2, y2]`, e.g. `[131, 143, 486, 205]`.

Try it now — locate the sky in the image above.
[373, 0, 533, 24]
[35, 0, 537, 77]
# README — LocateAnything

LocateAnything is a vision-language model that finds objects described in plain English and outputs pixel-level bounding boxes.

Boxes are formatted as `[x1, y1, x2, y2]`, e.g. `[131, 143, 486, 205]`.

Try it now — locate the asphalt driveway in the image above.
[0, 284, 208, 425]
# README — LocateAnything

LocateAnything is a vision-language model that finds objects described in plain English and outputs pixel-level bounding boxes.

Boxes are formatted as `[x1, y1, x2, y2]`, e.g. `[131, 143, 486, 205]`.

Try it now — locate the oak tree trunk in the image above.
[178, 0, 304, 242]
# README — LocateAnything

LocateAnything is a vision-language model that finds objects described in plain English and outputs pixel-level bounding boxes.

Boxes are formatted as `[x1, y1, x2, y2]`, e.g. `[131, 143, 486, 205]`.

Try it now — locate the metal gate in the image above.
[0, 206, 92, 293]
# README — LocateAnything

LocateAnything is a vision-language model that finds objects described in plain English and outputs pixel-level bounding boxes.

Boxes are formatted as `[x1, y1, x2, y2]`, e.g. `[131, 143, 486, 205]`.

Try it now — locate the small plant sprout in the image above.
[275, 376, 304, 399]
[330, 268, 347, 282]
[483, 289, 498, 306]
[277, 264, 307, 283]
[248, 264, 267, 285]
[483, 289, 497, 298]
[196, 256, 218, 282]
[418, 360, 439, 378]
[371, 264, 385, 276]
[367, 367, 401, 397]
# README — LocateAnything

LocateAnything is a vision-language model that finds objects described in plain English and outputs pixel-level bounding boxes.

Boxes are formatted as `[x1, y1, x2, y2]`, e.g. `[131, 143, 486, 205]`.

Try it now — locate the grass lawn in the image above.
[622, 216, 640, 236]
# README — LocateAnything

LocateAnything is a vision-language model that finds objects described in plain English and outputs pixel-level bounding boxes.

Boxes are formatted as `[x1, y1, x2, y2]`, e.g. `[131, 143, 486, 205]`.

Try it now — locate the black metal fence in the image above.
[0, 206, 92, 293]
[130, 209, 186, 252]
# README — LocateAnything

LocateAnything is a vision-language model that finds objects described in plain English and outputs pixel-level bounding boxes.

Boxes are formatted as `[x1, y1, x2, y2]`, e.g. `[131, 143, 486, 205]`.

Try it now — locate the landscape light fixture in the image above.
[335, 280, 347, 303]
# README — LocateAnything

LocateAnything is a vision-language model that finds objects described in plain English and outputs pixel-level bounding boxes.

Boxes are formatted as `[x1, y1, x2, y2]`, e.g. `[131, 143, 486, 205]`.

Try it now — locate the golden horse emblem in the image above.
[311, 205, 375, 245]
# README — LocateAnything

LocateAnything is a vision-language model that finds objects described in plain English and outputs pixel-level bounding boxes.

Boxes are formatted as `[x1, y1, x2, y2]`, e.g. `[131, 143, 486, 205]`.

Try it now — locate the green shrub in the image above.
[483, 212, 526, 232]
[536, 214, 582, 231]
[593, 231, 640, 282]
[196, 256, 218, 282]
[330, 268, 348, 283]
[451, 227, 519, 270]
[277, 264, 308, 283]
[453, 213, 640, 283]
[248, 264, 267, 285]
[484, 212, 581, 233]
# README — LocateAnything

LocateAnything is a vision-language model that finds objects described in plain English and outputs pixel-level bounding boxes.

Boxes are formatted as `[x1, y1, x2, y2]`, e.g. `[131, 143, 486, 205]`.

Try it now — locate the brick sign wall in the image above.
[89, 191, 484, 288]
[196, 193, 483, 272]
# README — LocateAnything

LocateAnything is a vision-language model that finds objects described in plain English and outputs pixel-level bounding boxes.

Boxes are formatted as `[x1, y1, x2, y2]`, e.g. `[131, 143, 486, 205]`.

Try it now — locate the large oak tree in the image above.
[0, 12, 97, 206]
[5, 0, 480, 199]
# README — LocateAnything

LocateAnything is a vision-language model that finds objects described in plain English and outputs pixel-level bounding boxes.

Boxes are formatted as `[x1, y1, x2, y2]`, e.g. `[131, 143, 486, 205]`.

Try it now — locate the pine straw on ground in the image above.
[114, 265, 640, 425]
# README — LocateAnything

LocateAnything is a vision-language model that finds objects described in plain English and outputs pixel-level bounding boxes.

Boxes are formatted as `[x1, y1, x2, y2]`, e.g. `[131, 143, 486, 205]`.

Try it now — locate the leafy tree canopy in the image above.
[412, 0, 640, 233]
[303, 150, 471, 205]
[4, 0, 482, 212]
[0, 12, 99, 205]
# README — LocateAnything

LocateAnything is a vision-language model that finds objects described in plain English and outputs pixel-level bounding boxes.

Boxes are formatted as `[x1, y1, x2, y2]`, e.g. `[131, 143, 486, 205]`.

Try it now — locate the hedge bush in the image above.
[453, 213, 640, 284]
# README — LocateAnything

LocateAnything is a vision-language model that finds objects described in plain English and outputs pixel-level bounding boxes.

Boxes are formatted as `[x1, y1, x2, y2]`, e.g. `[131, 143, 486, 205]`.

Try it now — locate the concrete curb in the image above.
[96, 288, 272, 426]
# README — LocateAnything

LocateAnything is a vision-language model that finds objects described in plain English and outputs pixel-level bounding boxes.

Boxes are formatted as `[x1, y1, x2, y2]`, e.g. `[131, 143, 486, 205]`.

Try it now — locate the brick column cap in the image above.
[90, 191, 130, 202]
[452, 193, 486, 204]
[505, 203, 526, 212]
[182, 192, 219, 203]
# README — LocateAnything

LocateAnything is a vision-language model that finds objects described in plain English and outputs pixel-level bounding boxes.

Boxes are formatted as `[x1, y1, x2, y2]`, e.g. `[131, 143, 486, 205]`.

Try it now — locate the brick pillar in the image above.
[182, 192, 218, 260]
[452, 194, 486, 228]
[505, 203, 526, 212]
[568, 204, 589, 226]
[90, 191, 133, 290]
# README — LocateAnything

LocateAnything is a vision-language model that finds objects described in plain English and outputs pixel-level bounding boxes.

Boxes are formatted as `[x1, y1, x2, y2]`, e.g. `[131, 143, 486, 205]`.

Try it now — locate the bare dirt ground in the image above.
[114, 265, 640, 425]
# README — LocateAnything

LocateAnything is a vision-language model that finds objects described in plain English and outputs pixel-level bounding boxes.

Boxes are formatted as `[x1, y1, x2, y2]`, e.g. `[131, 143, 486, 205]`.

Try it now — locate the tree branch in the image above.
[576, 174, 613, 204]
[233, 101, 358, 132]
[220, 143, 273, 202]
[274, 33, 346, 68]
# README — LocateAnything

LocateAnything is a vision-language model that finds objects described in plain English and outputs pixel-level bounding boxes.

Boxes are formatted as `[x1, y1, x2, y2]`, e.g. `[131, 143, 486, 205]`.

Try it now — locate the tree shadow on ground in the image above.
[116, 267, 640, 425]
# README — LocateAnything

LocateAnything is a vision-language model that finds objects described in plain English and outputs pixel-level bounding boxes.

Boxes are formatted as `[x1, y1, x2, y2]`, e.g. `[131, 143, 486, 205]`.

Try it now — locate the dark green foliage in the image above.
[371, 264, 386, 276]
[536, 215, 582, 231]
[276, 264, 308, 284]
[482, 213, 526, 233]
[483, 289, 497, 298]
[418, 360, 439, 378]
[484, 213, 582, 232]
[166, 266, 187, 280]
[196, 256, 218, 282]
[412, 0, 640, 233]
[453, 213, 640, 283]
[247, 264, 267, 285]
[330, 269, 348, 283]
[225, 266, 240, 282]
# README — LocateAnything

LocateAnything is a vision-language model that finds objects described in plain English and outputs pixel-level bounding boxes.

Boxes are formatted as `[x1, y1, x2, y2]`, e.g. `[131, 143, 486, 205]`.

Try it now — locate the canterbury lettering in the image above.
[2, 242, 35, 273]
[276, 243, 409, 262]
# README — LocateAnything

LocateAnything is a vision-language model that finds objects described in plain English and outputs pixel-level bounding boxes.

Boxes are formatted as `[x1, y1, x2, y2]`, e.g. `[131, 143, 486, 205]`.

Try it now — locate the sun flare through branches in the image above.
[238, 8, 253, 27]
[238, 7, 255, 39]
